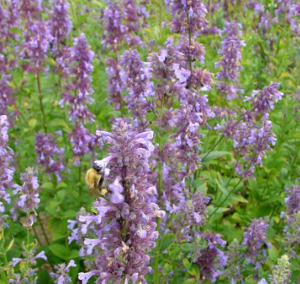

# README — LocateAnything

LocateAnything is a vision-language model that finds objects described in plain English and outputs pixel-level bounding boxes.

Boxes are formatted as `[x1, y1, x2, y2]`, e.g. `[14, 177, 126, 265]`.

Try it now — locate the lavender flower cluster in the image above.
[60, 33, 98, 165]
[76, 120, 165, 283]
[0, 115, 14, 224]
[215, 21, 245, 100]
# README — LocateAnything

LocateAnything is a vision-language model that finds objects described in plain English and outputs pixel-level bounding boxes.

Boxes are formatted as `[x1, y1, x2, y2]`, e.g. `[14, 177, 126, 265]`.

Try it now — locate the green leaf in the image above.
[183, 258, 191, 270]
[28, 118, 37, 128]
[182, 279, 195, 284]
[230, 194, 249, 203]
[52, 231, 67, 241]
[66, 249, 79, 260]
[157, 233, 175, 252]
[181, 243, 194, 252]
[200, 151, 232, 163]
[189, 264, 200, 280]
[49, 244, 68, 260]
[57, 182, 68, 189]
[41, 182, 54, 191]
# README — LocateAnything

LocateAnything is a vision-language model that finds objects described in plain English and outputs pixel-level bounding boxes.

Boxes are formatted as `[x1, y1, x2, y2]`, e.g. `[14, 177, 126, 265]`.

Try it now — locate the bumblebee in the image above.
[85, 163, 108, 196]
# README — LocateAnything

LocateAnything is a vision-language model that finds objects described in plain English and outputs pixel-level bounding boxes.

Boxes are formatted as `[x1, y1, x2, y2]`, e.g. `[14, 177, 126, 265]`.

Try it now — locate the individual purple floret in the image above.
[35, 131, 65, 182]
[68, 124, 99, 166]
[257, 279, 268, 284]
[215, 21, 246, 100]
[78, 120, 165, 284]
[194, 232, 227, 283]
[60, 33, 95, 124]
[0, 115, 14, 213]
[13, 168, 40, 221]
[242, 218, 269, 267]
[50, 260, 77, 284]
[20, 20, 53, 73]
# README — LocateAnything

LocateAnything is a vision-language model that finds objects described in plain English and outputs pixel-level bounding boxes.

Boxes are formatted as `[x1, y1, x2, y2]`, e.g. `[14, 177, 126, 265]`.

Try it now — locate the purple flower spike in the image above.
[120, 49, 153, 120]
[35, 131, 65, 182]
[48, 0, 72, 45]
[60, 33, 95, 124]
[215, 21, 246, 100]
[245, 82, 284, 120]
[78, 120, 165, 284]
[13, 167, 40, 219]
[195, 232, 227, 282]
[242, 217, 269, 265]
[20, 20, 53, 73]
[169, 0, 208, 35]
[68, 124, 100, 166]
[50, 260, 76, 284]
[0, 115, 14, 213]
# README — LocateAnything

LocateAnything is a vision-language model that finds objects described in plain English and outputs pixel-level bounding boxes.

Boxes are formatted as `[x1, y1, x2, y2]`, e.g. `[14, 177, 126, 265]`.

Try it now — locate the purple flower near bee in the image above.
[78, 120, 165, 284]
[35, 131, 65, 182]
[68, 123, 100, 166]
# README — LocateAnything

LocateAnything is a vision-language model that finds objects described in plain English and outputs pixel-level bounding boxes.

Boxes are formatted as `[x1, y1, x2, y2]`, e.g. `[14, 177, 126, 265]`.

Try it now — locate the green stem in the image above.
[37, 72, 47, 133]
[79, 166, 82, 197]
[209, 177, 243, 218]
[153, 253, 159, 284]
[187, 12, 193, 72]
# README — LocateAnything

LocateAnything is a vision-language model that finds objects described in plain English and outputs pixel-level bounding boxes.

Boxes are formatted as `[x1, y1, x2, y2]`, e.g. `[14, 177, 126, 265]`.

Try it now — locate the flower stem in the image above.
[209, 177, 243, 218]
[36, 72, 47, 133]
